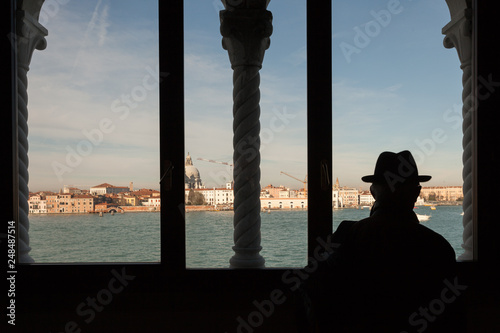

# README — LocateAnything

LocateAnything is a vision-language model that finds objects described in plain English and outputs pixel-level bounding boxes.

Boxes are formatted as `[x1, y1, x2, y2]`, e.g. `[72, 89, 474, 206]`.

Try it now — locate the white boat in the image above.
[417, 213, 430, 222]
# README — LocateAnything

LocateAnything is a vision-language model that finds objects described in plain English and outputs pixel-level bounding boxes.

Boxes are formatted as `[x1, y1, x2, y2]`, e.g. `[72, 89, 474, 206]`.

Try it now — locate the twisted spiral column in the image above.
[220, 0, 272, 268]
[18, 64, 32, 263]
[16, 8, 48, 263]
[231, 66, 264, 267]
[460, 62, 474, 260]
[443, 1, 474, 260]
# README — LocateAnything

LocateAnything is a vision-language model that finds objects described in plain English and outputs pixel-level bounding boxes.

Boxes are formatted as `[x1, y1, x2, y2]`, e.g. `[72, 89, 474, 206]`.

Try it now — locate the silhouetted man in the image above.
[301, 151, 460, 332]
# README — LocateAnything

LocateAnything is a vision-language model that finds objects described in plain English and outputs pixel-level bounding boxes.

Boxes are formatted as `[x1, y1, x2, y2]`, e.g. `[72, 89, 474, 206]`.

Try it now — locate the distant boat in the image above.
[430, 206, 436, 210]
[417, 213, 430, 222]
[99, 212, 103, 217]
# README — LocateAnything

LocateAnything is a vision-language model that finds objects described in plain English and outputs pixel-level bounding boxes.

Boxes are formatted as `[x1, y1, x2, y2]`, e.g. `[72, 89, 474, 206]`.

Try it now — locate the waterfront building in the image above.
[260, 198, 307, 210]
[94, 203, 113, 212]
[334, 178, 360, 207]
[69, 194, 94, 213]
[62, 185, 84, 194]
[132, 188, 160, 199]
[338, 187, 359, 207]
[420, 186, 463, 202]
[143, 197, 161, 208]
[45, 194, 59, 214]
[332, 190, 342, 209]
[124, 196, 139, 206]
[279, 189, 290, 198]
[359, 191, 375, 206]
[261, 184, 289, 198]
[90, 183, 130, 195]
[28, 194, 47, 214]
[57, 193, 72, 213]
[260, 187, 272, 198]
[186, 187, 234, 206]
[30, 193, 94, 213]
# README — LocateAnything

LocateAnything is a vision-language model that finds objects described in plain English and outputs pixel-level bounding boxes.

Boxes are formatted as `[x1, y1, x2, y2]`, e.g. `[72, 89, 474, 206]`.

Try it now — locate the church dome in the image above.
[185, 165, 200, 179]
[185, 153, 203, 189]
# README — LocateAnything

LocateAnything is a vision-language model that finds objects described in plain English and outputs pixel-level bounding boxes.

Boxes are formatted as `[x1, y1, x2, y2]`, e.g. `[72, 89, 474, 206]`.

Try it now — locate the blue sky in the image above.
[28, 0, 462, 192]
[331, 0, 464, 187]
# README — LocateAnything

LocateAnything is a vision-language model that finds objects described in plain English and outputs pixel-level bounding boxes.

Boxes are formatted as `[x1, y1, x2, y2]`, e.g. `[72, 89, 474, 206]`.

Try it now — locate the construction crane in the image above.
[280, 171, 307, 197]
[197, 157, 234, 183]
[197, 157, 234, 167]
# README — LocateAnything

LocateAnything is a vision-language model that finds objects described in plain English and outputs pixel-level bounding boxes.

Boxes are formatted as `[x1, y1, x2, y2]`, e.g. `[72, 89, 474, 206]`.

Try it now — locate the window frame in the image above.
[5, 0, 496, 330]
[163, 0, 333, 270]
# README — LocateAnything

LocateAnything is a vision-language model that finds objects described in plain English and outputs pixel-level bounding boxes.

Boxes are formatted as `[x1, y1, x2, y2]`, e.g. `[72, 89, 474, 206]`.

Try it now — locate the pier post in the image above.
[442, 0, 475, 260]
[220, 0, 272, 268]
[15, 2, 48, 263]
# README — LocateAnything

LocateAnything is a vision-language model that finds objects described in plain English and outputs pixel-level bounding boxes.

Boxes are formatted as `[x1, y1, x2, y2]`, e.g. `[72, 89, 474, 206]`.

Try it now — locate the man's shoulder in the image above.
[331, 220, 358, 243]
[347, 214, 456, 259]
[413, 223, 456, 254]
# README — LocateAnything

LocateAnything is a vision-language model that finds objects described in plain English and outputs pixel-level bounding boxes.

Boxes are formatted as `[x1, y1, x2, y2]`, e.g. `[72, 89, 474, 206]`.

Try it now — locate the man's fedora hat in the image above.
[361, 150, 431, 184]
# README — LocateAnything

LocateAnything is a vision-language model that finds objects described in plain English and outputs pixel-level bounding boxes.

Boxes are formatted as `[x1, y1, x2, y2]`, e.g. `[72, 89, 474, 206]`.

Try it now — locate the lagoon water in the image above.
[29, 205, 464, 267]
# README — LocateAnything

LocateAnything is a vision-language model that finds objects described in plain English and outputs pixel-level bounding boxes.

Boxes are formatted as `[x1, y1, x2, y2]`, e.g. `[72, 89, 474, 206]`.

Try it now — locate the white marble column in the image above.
[15, 5, 48, 263]
[442, 0, 474, 260]
[220, 0, 272, 268]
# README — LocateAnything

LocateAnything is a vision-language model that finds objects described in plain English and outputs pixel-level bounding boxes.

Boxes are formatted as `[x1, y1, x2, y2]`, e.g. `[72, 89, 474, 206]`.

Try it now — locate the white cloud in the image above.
[97, 4, 110, 46]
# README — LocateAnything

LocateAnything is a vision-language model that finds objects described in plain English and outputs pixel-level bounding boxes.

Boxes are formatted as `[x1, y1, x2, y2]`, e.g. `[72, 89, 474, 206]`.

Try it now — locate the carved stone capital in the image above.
[220, 1, 273, 68]
[442, 1, 472, 68]
[16, 9, 48, 71]
[221, 0, 271, 11]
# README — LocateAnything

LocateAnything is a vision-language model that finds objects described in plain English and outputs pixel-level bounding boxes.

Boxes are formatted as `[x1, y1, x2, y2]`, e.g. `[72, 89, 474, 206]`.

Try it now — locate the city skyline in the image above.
[27, 0, 463, 192]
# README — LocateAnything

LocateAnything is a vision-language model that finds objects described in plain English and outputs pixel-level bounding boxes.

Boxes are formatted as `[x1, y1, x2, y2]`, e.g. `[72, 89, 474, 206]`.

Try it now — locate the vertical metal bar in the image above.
[307, 0, 333, 258]
[476, 0, 499, 263]
[159, 0, 186, 269]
